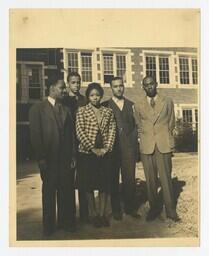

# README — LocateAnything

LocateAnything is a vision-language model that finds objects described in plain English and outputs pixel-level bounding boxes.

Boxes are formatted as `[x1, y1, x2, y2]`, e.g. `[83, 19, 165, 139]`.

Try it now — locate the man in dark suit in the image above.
[103, 77, 140, 220]
[29, 77, 76, 236]
[62, 72, 88, 223]
[137, 75, 180, 222]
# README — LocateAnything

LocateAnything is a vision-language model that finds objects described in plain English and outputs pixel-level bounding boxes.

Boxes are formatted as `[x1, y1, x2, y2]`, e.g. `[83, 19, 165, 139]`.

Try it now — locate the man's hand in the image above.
[38, 159, 47, 180]
[71, 157, 76, 169]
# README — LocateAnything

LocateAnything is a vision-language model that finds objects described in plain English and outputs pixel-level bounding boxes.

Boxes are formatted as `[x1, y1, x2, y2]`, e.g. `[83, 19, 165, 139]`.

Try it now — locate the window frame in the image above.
[16, 61, 45, 103]
[142, 50, 174, 88]
[65, 49, 95, 87]
[100, 48, 133, 87]
[176, 52, 199, 88]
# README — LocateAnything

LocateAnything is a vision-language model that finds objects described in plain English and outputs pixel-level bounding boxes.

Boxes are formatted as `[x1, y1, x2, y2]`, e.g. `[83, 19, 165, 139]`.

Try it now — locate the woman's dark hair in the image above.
[85, 83, 104, 99]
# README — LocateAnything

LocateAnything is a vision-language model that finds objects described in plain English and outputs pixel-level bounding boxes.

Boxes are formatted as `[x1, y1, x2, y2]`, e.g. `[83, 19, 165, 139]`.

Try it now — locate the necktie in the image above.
[150, 97, 155, 108]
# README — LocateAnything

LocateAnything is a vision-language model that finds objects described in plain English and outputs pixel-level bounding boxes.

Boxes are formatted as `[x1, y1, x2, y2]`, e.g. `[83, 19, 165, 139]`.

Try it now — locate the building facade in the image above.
[16, 47, 198, 159]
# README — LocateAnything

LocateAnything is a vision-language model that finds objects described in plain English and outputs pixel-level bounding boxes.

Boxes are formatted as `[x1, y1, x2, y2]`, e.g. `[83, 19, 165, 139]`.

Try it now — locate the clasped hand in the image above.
[91, 148, 107, 157]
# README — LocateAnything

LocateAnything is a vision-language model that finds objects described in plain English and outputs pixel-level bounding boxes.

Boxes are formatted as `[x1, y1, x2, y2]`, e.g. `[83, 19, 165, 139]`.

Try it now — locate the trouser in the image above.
[120, 150, 136, 214]
[140, 145, 176, 217]
[110, 158, 121, 214]
[78, 188, 89, 220]
[42, 169, 76, 233]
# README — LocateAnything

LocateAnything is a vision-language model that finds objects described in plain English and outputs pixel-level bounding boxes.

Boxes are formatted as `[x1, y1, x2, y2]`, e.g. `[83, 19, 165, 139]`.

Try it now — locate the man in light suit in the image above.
[137, 75, 180, 222]
[29, 77, 76, 236]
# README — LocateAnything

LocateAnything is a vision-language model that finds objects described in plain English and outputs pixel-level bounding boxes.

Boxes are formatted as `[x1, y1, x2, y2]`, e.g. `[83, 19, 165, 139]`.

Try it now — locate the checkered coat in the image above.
[76, 103, 116, 154]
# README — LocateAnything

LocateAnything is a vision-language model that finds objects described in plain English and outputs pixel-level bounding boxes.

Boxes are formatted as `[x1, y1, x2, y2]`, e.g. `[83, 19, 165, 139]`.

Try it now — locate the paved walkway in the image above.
[16, 153, 198, 240]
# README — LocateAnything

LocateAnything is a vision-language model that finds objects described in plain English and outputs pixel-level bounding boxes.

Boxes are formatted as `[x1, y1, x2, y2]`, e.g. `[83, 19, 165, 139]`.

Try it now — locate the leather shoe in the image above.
[146, 209, 160, 222]
[101, 215, 110, 227]
[167, 214, 181, 222]
[126, 210, 141, 219]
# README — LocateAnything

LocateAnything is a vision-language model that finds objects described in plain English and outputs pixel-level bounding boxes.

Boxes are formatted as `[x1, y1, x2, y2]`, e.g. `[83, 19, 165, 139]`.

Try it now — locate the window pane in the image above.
[179, 57, 190, 84]
[159, 57, 170, 84]
[28, 66, 42, 99]
[116, 55, 126, 82]
[146, 56, 156, 81]
[81, 52, 92, 82]
[182, 109, 193, 123]
[103, 54, 114, 83]
[68, 52, 79, 73]
[192, 58, 198, 84]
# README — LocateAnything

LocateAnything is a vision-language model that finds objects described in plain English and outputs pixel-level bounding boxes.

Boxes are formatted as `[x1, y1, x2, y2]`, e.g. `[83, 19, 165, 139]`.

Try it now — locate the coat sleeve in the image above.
[132, 104, 142, 140]
[75, 108, 95, 151]
[29, 104, 45, 161]
[168, 99, 175, 133]
[106, 110, 116, 152]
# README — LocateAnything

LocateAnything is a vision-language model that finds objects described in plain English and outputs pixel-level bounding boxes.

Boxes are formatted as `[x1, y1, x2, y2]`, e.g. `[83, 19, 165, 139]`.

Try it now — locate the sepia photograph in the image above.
[10, 8, 200, 247]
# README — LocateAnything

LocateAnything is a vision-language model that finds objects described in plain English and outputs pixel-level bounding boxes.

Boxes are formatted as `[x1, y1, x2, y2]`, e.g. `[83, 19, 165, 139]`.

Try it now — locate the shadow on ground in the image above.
[16, 175, 186, 240]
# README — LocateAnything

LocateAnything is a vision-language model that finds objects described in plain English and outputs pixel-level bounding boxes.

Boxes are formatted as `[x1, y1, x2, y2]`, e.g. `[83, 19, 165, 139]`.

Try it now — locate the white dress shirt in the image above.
[147, 94, 158, 106]
[112, 96, 124, 111]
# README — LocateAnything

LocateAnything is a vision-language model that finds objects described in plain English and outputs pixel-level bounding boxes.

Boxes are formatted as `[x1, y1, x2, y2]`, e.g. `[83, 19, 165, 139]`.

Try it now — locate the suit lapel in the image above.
[153, 94, 165, 124]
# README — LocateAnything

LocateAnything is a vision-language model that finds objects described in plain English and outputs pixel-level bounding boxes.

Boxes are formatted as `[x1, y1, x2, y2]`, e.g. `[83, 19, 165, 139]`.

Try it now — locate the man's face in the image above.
[143, 77, 157, 97]
[53, 80, 67, 100]
[111, 79, 124, 99]
[68, 76, 81, 95]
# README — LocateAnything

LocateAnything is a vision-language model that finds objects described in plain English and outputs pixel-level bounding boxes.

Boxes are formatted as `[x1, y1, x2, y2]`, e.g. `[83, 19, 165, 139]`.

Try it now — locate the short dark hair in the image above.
[110, 76, 123, 86]
[67, 72, 81, 82]
[142, 75, 157, 85]
[85, 83, 104, 99]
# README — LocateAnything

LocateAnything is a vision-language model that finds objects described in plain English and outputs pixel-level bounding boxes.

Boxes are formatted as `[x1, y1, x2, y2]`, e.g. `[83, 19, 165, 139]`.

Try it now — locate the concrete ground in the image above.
[16, 153, 198, 241]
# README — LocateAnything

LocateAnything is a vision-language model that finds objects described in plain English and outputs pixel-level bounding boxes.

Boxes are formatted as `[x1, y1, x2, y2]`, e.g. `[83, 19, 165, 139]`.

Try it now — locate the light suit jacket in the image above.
[136, 93, 175, 154]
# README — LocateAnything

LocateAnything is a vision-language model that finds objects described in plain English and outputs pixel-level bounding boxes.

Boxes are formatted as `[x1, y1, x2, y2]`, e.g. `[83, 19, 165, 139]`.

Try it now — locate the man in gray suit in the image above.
[29, 77, 76, 236]
[137, 75, 180, 222]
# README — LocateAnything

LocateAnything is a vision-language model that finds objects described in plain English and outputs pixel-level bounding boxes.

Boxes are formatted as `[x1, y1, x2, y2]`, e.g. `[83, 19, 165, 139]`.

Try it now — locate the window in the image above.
[179, 56, 198, 85]
[67, 51, 92, 82]
[192, 58, 198, 84]
[116, 55, 126, 81]
[81, 53, 92, 82]
[28, 65, 42, 100]
[146, 56, 156, 81]
[145, 55, 170, 84]
[103, 54, 114, 83]
[179, 57, 190, 84]
[159, 57, 170, 84]
[68, 52, 79, 73]
[102, 53, 127, 84]
[182, 109, 193, 123]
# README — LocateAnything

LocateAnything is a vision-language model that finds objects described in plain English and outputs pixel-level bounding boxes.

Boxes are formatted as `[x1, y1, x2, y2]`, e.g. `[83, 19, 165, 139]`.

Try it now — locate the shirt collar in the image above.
[112, 96, 124, 102]
[48, 96, 56, 106]
[147, 94, 158, 103]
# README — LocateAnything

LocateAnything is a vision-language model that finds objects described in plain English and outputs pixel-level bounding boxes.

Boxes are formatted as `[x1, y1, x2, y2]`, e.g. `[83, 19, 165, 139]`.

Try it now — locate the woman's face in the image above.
[88, 89, 102, 107]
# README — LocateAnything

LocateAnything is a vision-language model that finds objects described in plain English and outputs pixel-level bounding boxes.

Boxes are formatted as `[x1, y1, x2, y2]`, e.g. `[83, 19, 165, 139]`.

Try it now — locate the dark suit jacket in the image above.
[62, 94, 87, 122]
[102, 98, 139, 162]
[136, 93, 175, 154]
[29, 99, 75, 179]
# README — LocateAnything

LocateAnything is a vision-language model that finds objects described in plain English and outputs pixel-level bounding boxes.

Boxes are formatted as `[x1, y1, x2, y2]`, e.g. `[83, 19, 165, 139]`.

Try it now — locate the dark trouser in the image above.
[110, 157, 121, 214]
[78, 189, 89, 221]
[42, 169, 76, 233]
[120, 148, 136, 214]
[140, 145, 176, 217]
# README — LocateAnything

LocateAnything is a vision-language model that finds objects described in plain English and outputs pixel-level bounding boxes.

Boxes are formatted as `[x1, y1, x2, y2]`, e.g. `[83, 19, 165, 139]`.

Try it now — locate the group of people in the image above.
[29, 72, 180, 237]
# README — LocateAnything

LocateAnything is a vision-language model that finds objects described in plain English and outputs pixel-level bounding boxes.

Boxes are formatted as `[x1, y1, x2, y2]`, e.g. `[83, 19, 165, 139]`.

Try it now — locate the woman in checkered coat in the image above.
[76, 83, 116, 227]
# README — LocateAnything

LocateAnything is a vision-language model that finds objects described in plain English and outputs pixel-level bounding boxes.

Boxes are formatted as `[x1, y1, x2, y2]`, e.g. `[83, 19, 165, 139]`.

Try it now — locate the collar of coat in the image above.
[84, 103, 112, 130]
[140, 92, 166, 124]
